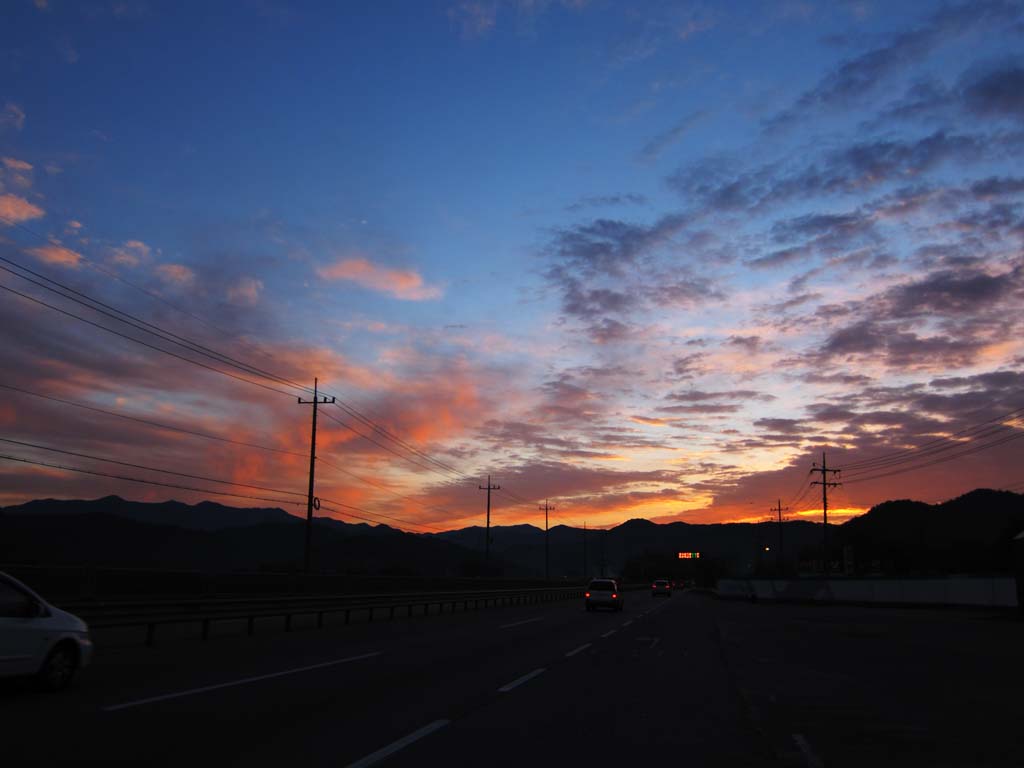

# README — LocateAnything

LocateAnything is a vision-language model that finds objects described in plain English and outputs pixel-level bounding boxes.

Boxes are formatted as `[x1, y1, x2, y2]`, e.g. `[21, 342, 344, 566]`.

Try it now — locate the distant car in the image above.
[0, 572, 93, 691]
[585, 579, 624, 612]
[651, 579, 672, 597]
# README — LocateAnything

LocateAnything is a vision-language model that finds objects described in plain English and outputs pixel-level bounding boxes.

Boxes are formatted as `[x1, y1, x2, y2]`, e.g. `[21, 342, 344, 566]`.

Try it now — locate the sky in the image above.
[1, 0, 1023, 532]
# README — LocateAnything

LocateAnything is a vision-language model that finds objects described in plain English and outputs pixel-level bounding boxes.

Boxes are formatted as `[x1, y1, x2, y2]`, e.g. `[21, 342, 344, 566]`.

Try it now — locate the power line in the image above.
[839, 406, 1024, 472]
[0, 382, 306, 458]
[0, 282, 296, 397]
[0, 257, 308, 396]
[0, 452, 304, 507]
[0, 436, 307, 499]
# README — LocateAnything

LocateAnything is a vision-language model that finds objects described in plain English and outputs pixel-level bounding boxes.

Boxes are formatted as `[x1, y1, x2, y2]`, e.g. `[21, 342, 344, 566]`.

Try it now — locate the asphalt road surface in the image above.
[3, 592, 1022, 767]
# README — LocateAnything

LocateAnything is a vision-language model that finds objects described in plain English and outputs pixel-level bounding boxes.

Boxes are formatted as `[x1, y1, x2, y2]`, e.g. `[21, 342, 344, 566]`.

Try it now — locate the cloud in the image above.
[109, 240, 151, 267]
[226, 276, 263, 306]
[565, 194, 648, 212]
[962, 62, 1024, 118]
[0, 194, 45, 224]
[317, 257, 442, 301]
[156, 263, 197, 288]
[638, 110, 707, 162]
[2, 157, 32, 171]
[764, 1, 1023, 129]
[449, 1, 498, 38]
[1, 103, 25, 131]
[27, 243, 82, 268]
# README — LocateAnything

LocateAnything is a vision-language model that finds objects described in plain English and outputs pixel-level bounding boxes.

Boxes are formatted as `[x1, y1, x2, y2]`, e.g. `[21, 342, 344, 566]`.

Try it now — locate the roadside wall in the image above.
[716, 576, 1018, 609]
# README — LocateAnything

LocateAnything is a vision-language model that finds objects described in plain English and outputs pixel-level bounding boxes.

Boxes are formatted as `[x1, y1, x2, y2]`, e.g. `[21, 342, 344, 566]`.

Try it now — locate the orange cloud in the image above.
[27, 243, 81, 267]
[317, 256, 442, 300]
[227, 276, 263, 305]
[156, 263, 196, 287]
[0, 194, 44, 224]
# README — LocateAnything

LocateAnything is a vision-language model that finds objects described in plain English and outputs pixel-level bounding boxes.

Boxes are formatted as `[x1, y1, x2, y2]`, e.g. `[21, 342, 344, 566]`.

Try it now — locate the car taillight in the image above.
[585, 592, 590, 598]
[612, 593, 617, 598]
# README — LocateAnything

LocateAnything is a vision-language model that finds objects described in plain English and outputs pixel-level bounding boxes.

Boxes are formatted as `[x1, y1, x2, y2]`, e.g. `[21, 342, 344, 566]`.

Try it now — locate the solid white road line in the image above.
[103, 651, 381, 712]
[346, 720, 451, 768]
[601, 629, 616, 638]
[565, 643, 592, 658]
[498, 668, 546, 692]
[499, 617, 543, 629]
[792, 734, 824, 768]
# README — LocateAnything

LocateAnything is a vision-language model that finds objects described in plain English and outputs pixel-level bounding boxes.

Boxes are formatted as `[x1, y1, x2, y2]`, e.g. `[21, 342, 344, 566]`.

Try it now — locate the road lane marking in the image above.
[565, 643, 592, 658]
[622, 620, 633, 627]
[601, 629, 616, 638]
[498, 668, 546, 692]
[102, 651, 381, 712]
[793, 734, 823, 768]
[650, 637, 660, 649]
[346, 720, 450, 768]
[499, 617, 542, 629]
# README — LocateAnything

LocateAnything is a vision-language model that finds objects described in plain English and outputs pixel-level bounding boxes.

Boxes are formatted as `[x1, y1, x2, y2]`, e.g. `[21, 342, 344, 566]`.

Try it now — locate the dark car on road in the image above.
[651, 579, 672, 597]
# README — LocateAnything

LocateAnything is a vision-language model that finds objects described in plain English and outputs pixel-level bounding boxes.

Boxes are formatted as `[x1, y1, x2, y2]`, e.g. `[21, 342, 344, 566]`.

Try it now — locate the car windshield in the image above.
[654, 580, 669, 586]
[588, 581, 616, 591]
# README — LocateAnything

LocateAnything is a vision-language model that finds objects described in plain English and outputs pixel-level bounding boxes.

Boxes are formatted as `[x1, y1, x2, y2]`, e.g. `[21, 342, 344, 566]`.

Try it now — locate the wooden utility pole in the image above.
[479, 475, 500, 566]
[298, 377, 335, 574]
[771, 499, 788, 574]
[811, 451, 841, 575]
[582, 521, 588, 579]
[539, 499, 555, 582]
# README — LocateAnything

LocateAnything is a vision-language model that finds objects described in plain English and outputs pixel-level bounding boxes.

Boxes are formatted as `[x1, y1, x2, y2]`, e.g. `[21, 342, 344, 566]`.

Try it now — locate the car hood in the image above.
[48, 605, 89, 633]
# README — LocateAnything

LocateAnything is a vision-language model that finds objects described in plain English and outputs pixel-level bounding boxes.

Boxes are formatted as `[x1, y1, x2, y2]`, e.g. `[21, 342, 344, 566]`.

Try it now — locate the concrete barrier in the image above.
[716, 576, 1018, 609]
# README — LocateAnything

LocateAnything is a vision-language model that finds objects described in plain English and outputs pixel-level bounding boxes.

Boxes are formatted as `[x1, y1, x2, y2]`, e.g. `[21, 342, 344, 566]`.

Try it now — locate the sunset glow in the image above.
[1, 1, 1022, 533]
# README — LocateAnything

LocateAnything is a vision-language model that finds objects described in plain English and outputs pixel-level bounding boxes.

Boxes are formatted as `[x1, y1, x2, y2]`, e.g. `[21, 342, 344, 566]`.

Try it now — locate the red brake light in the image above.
[612, 593, 617, 599]
[585, 592, 590, 598]
[651, 584, 656, 588]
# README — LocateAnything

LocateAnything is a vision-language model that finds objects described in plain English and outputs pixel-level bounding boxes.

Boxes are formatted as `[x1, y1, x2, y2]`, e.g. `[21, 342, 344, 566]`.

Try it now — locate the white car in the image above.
[0, 572, 93, 691]
[585, 579, 624, 612]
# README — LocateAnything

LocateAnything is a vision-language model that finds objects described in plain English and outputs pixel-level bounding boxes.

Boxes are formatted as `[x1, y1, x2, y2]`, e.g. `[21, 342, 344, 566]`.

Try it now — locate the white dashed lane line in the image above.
[498, 668, 546, 693]
[499, 617, 543, 629]
[565, 643, 592, 658]
[793, 734, 823, 768]
[601, 629, 616, 638]
[103, 651, 382, 712]
[346, 720, 451, 768]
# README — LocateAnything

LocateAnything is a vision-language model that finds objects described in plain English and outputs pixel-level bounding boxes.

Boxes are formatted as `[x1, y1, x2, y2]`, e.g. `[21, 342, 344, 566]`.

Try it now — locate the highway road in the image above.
[3, 591, 1022, 767]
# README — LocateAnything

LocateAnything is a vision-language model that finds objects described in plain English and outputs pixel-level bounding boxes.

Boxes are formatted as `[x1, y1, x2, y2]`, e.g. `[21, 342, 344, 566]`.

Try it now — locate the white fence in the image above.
[716, 577, 1018, 608]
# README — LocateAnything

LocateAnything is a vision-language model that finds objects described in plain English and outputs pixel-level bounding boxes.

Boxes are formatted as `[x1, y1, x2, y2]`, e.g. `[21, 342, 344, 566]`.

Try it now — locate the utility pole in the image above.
[539, 499, 555, 582]
[771, 499, 788, 574]
[298, 378, 335, 575]
[599, 529, 607, 577]
[811, 451, 841, 575]
[479, 475, 500, 567]
[582, 521, 588, 579]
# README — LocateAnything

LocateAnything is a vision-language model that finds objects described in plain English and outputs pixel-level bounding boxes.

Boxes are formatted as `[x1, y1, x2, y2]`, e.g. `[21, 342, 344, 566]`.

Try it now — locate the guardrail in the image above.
[68, 586, 589, 646]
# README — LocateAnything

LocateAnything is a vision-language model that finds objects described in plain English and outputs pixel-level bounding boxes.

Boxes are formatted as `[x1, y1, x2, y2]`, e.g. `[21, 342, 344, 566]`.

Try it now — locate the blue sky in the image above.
[2, 0, 1023, 529]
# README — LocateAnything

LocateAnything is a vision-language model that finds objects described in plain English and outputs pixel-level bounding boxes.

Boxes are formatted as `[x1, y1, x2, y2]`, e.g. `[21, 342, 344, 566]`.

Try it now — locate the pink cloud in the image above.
[156, 263, 196, 287]
[0, 194, 45, 224]
[2, 157, 33, 171]
[317, 256, 442, 300]
[227, 276, 263, 305]
[27, 243, 82, 268]
[109, 239, 151, 267]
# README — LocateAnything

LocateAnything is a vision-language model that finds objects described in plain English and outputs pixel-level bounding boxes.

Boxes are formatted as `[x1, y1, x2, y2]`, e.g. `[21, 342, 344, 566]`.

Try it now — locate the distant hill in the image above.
[837, 489, 1024, 574]
[0, 495, 393, 537]
[0, 498, 484, 577]
[2, 490, 1021, 580]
